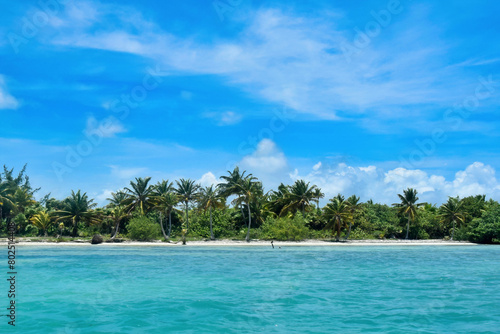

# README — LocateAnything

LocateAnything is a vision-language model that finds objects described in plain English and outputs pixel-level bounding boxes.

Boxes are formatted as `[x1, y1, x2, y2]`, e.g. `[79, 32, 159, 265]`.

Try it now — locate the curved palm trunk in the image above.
[245, 202, 252, 242]
[159, 212, 168, 241]
[209, 207, 214, 240]
[110, 218, 120, 239]
[168, 210, 172, 238]
[405, 216, 410, 240]
[451, 219, 456, 240]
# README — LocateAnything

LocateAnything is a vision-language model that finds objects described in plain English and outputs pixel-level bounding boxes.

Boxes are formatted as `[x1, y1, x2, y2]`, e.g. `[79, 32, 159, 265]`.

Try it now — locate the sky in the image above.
[0, 0, 499, 206]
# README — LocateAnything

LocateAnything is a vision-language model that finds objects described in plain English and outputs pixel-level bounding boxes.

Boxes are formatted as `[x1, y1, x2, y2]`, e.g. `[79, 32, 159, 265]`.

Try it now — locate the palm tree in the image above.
[106, 190, 128, 207]
[393, 188, 424, 240]
[53, 190, 98, 237]
[438, 197, 465, 240]
[280, 180, 319, 216]
[30, 211, 53, 237]
[198, 185, 225, 240]
[123, 177, 154, 214]
[151, 181, 178, 240]
[175, 179, 200, 244]
[345, 195, 361, 240]
[0, 181, 16, 223]
[324, 194, 352, 241]
[231, 178, 262, 242]
[108, 205, 129, 240]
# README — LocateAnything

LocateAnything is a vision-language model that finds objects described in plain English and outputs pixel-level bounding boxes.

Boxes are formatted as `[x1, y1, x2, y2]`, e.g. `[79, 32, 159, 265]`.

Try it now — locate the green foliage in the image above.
[126, 215, 161, 241]
[465, 203, 500, 243]
[259, 214, 309, 241]
[357, 203, 399, 238]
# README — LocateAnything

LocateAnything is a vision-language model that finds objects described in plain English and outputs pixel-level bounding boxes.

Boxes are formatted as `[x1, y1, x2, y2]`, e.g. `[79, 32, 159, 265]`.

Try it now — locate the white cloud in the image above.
[203, 111, 243, 126]
[198, 172, 219, 188]
[85, 115, 126, 138]
[0, 76, 19, 110]
[240, 139, 287, 173]
[293, 161, 500, 205]
[46, 3, 487, 123]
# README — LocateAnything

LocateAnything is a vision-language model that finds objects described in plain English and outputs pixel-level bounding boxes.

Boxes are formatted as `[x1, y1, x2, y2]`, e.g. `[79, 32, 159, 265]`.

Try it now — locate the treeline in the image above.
[1, 165, 499, 244]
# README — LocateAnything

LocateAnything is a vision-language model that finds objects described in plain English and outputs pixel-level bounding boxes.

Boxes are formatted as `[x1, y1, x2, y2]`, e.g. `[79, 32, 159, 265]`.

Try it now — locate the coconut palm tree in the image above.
[393, 188, 424, 240]
[30, 211, 53, 237]
[231, 178, 262, 242]
[108, 205, 129, 240]
[53, 190, 98, 237]
[0, 181, 16, 223]
[198, 185, 225, 240]
[175, 179, 200, 244]
[280, 180, 319, 216]
[123, 177, 154, 214]
[438, 197, 465, 240]
[345, 195, 361, 240]
[324, 194, 352, 241]
[106, 190, 128, 208]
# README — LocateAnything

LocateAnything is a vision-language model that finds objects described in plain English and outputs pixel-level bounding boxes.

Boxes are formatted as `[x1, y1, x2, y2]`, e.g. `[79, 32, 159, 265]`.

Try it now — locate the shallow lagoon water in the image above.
[4, 245, 500, 333]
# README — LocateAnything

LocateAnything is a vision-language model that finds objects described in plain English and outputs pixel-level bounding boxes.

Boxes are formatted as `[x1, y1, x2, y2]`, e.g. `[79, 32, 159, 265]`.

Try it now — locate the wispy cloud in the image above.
[85, 115, 126, 138]
[0, 75, 19, 110]
[203, 111, 242, 126]
[44, 2, 494, 125]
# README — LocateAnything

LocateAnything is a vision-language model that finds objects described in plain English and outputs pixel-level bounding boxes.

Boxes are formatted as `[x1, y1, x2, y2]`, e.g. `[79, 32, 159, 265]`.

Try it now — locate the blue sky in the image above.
[1, 0, 499, 205]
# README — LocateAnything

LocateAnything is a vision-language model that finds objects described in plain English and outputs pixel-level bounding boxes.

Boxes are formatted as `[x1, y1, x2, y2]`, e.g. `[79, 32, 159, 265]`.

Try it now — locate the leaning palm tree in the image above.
[123, 177, 154, 215]
[324, 194, 352, 241]
[30, 211, 53, 237]
[198, 185, 225, 240]
[438, 197, 465, 240]
[175, 179, 200, 244]
[108, 205, 129, 240]
[53, 190, 98, 237]
[280, 180, 319, 216]
[393, 188, 424, 240]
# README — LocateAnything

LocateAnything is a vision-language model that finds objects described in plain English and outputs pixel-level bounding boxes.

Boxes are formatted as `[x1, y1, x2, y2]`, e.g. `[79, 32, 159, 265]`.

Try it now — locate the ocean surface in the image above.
[3, 245, 500, 333]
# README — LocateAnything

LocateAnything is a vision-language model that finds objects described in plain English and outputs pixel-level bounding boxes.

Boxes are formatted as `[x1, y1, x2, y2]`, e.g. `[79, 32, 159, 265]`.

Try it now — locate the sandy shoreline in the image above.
[0, 239, 480, 247]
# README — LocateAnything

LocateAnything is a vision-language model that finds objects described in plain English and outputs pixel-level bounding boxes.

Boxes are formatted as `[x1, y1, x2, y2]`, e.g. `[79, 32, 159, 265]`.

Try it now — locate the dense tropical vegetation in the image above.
[1, 165, 499, 244]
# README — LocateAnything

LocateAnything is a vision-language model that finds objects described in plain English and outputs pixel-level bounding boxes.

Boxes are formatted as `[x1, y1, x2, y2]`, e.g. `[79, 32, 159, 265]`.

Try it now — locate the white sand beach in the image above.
[0, 239, 478, 247]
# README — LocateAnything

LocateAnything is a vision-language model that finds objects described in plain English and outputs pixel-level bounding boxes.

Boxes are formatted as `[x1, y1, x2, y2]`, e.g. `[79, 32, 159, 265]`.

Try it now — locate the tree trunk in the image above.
[168, 210, 172, 238]
[336, 217, 341, 241]
[160, 212, 168, 241]
[345, 222, 352, 240]
[245, 202, 252, 242]
[209, 207, 214, 240]
[72, 217, 78, 237]
[185, 201, 189, 230]
[405, 216, 410, 240]
[451, 219, 456, 240]
[110, 219, 120, 240]
[44, 229, 48, 237]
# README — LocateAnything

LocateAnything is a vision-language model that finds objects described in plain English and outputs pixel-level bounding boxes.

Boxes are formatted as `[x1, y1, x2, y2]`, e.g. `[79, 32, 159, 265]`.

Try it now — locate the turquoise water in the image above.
[3, 245, 500, 333]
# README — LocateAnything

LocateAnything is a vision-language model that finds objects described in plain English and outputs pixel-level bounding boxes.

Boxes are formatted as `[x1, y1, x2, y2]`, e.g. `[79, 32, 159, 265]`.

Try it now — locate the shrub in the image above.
[126, 216, 161, 241]
[260, 214, 309, 241]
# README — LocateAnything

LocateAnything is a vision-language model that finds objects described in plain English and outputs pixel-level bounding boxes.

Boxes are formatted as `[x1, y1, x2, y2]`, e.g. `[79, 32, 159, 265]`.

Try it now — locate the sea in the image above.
[3, 245, 500, 333]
